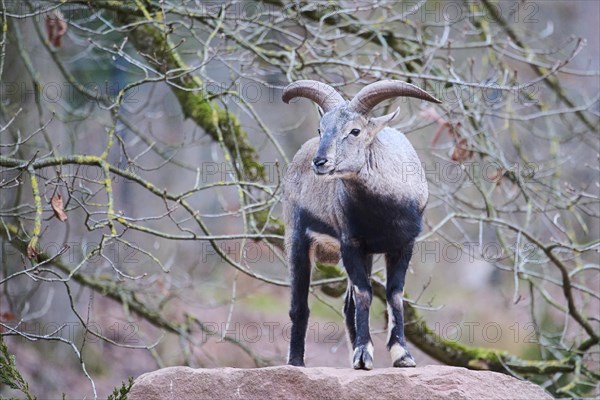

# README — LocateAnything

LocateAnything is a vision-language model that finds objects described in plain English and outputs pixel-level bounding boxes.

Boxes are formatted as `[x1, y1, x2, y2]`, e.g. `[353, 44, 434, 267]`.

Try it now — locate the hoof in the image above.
[393, 354, 416, 367]
[390, 343, 416, 367]
[352, 343, 374, 370]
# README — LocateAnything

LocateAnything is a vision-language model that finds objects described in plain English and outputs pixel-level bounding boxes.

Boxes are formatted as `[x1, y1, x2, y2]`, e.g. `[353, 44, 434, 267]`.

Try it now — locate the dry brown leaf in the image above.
[431, 124, 447, 146]
[450, 137, 474, 162]
[45, 10, 67, 48]
[0, 311, 16, 321]
[51, 193, 68, 222]
[27, 242, 39, 259]
[421, 106, 465, 148]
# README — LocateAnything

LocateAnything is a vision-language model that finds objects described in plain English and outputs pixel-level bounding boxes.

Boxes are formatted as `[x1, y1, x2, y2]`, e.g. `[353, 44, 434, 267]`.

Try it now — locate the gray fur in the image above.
[283, 121, 429, 248]
[282, 80, 439, 368]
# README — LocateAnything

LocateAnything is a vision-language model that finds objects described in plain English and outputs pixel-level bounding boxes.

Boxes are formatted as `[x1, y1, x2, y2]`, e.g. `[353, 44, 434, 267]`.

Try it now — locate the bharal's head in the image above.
[282, 80, 441, 176]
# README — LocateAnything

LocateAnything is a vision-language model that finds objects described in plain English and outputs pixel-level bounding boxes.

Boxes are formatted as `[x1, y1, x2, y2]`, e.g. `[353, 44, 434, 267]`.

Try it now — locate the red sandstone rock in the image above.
[129, 365, 552, 400]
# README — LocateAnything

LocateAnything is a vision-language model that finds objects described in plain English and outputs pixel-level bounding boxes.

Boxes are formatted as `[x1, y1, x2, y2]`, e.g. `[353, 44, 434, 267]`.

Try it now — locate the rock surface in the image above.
[129, 365, 552, 400]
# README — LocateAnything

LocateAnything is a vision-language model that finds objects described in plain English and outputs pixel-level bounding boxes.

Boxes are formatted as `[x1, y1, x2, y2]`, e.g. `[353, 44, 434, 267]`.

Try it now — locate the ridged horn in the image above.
[282, 80, 345, 113]
[349, 80, 441, 115]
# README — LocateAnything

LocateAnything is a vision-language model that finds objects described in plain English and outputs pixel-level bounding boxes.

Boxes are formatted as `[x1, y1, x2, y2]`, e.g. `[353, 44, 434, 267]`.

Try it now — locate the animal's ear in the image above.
[367, 107, 400, 136]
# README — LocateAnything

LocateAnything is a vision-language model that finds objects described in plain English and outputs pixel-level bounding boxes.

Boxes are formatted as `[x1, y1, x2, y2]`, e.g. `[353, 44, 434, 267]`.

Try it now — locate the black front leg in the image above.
[341, 241, 373, 370]
[288, 235, 312, 367]
[343, 254, 373, 352]
[385, 242, 416, 367]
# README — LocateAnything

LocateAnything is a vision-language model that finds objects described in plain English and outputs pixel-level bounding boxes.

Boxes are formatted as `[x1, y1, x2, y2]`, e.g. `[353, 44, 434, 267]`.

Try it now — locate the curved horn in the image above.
[282, 80, 345, 113]
[349, 80, 441, 115]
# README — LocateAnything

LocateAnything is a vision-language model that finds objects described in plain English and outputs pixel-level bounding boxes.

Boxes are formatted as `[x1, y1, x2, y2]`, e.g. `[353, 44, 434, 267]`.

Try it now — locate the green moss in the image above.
[122, 12, 265, 181]
[0, 337, 36, 400]
[175, 92, 265, 180]
[73, 155, 101, 164]
[100, 127, 114, 161]
[253, 209, 284, 237]
[315, 262, 343, 279]
[314, 262, 346, 297]
[27, 170, 42, 258]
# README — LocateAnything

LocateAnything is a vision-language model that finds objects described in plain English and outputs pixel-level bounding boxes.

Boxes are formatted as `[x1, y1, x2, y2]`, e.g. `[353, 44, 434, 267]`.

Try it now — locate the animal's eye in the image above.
[350, 128, 361, 136]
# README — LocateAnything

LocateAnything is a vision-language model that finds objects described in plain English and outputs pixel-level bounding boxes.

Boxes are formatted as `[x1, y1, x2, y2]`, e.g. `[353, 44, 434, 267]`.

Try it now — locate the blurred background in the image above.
[0, 1, 598, 398]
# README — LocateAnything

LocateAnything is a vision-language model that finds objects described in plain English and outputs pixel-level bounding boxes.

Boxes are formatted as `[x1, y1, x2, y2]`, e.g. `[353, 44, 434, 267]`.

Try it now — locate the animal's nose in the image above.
[313, 156, 328, 167]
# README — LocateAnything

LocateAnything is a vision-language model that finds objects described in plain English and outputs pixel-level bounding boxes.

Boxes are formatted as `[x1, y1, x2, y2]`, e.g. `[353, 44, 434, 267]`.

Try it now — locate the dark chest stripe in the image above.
[342, 189, 422, 253]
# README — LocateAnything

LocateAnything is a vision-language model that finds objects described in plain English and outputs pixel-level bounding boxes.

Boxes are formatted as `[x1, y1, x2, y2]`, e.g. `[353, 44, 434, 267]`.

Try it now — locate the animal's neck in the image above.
[352, 139, 392, 192]
[339, 147, 387, 200]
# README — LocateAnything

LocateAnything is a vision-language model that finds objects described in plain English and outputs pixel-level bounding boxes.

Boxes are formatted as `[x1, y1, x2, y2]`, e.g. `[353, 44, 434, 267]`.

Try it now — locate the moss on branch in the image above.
[368, 280, 577, 376]
[116, 5, 264, 180]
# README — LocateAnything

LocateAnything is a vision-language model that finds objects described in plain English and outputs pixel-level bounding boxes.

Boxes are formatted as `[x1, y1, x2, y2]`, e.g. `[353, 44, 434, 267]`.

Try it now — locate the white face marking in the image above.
[389, 343, 407, 363]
